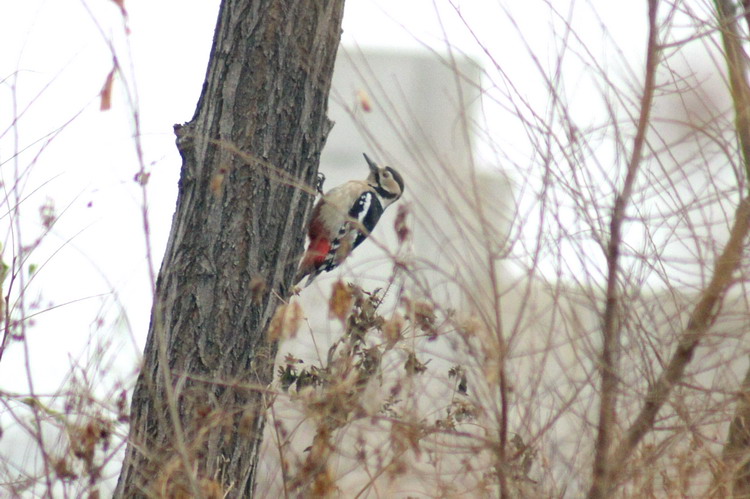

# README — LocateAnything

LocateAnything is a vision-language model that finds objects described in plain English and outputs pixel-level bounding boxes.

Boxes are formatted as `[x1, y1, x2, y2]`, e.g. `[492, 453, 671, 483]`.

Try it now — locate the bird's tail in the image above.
[294, 238, 330, 287]
[293, 266, 319, 288]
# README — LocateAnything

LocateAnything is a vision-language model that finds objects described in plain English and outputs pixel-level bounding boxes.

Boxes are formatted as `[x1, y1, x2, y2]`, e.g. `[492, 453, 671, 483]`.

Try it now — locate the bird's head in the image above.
[363, 153, 404, 205]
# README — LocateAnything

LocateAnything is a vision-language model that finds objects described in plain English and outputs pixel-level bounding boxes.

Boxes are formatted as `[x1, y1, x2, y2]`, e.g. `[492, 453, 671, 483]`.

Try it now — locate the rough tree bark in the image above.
[114, 1, 345, 496]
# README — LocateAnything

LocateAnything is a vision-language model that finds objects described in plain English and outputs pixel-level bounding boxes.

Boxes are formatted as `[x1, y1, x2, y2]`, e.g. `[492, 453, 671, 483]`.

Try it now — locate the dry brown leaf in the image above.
[357, 89, 372, 112]
[335, 236, 352, 263]
[111, 0, 127, 17]
[249, 276, 266, 305]
[329, 280, 353, 321]
[267, 302, 303, 341]
[394, 204, 410, 243]
[100, 67, 116, 111]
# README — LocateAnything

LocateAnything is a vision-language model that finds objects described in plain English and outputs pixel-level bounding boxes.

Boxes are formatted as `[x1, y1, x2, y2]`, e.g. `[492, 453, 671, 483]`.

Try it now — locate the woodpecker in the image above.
[295, 153, 405, 286]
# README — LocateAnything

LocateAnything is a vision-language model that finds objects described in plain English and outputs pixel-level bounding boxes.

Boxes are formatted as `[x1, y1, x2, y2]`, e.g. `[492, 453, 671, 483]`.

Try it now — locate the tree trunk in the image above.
[114, 1, 345, 496]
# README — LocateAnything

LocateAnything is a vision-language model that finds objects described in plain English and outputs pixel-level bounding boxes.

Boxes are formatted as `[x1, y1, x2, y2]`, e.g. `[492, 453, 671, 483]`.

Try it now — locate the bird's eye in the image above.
[383, 171, 390, 178]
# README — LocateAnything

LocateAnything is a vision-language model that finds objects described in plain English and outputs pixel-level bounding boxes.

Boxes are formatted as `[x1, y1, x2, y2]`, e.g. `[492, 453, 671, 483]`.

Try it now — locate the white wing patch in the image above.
[356, 192, 372, 224]
[310, 190, 383, 281]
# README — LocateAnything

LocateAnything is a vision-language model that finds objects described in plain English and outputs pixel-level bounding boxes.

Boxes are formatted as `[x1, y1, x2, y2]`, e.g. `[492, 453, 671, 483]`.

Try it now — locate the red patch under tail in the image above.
[305, 237, 331, 269]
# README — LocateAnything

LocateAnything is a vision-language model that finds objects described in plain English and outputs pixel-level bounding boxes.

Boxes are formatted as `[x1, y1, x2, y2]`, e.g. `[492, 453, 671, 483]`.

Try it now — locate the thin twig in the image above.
[610, 195, 750, 472]
[600, 0, 750, 487]
[588, 1, 660, 497]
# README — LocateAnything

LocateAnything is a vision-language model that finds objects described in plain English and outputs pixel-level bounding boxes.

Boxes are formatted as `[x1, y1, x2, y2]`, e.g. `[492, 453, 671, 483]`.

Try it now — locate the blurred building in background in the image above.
[260, 47, 516, 497]
[309, 47, 512, 310]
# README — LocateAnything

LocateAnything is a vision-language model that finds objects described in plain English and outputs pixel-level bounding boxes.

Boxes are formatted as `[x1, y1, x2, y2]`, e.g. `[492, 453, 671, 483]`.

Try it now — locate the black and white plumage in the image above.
[295, 153, 405, 286]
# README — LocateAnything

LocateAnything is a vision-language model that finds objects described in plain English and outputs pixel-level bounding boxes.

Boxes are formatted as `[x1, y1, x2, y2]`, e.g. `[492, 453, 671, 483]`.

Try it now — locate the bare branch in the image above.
[588, 1, 660, 497]
[609, 195, 750, 476]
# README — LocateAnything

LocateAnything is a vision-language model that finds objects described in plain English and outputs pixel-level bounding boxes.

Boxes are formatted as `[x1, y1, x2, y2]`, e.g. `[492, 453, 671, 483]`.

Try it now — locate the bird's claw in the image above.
[315, 172, 326, 195]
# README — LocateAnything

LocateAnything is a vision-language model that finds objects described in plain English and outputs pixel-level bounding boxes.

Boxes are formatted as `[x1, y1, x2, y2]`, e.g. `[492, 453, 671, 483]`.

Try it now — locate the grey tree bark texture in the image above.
[114, 1, 346, 496]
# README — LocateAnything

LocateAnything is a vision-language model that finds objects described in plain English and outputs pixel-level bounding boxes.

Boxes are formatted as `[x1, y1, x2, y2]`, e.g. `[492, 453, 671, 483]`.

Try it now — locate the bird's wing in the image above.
[321, 191, 383, 271]
[349, 190, 384, 249]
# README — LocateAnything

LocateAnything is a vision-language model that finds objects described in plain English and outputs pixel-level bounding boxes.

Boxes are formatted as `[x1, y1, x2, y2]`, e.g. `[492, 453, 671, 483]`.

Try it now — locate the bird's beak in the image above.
[363, 153, 379, 174]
